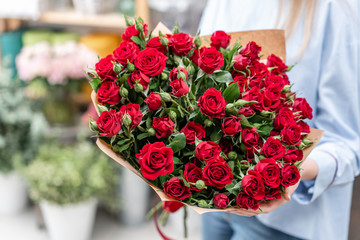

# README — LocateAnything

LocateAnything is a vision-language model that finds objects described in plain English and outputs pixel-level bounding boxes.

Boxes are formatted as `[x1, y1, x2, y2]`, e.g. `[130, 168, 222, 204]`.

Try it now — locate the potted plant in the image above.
[0, 61, 45, 215]
[24, 140, 118, 240]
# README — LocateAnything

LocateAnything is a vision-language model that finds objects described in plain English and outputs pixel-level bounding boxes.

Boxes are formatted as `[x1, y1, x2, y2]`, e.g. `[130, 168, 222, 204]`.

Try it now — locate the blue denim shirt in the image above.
[199, 0, 360, 239]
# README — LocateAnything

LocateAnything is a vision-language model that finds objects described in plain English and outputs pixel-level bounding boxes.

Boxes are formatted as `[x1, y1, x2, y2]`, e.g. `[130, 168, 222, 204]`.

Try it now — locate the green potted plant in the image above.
[24, 140, 118, 240]
[0, 61, 45, 215]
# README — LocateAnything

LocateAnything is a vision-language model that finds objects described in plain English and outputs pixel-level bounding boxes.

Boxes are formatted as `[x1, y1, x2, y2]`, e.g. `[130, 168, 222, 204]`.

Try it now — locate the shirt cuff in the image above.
[292, 148, 338, 204]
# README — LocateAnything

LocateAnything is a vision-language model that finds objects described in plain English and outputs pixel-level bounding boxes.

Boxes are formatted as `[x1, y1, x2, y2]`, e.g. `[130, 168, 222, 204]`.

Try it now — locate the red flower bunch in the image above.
[88, 18, 313, 211]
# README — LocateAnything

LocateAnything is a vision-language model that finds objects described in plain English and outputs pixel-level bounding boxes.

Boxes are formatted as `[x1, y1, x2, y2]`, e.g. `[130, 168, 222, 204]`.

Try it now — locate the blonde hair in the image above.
[277, 0, 315, 58]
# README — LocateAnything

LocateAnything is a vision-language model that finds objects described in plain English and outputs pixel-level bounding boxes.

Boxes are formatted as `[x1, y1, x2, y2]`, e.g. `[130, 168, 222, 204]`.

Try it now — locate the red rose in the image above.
[144, 92, 162, 111]
[210, 31, 231, 50]
[163, 177, 191, 200]
[281, 123, 302, 146]
[293, 98, 313, 120]
[184, 163, 204, 191]
[202, 160, 234, 189]
[238, 106, 255, 117]
[134, 48, 168, 77]
[264, 187, 281, 200]
[96, 109, 122, 137]
[241, 127, 261, 150]
[113, 41, 140, 66]
[146, 36, 167, 55]
[168, 33, 194, 56]
[198, 47, 224, 74]
[119, 103, 143, 130]
[169, 79, 189, 97]
[264, 75, 288, 89]
[233, 54, 251, 71]
[127, 70, 150, 90]
[213, 193, 229, 208]
[122, 24, 148, 41]
[240, 41, 261, 61]
[246, 148, 255, 163]
[248, 61, 270, 79]
[274, 107, 296, 130]
[236, 193, 259, 210]
[97, 80, 121, 105]
[197, 88, 226, 119]
[169, 67, 188, 81]
[195, 141, 222, 162]
[254, 158, 281, 188]
[267, 54, 288, 74]
[162, 201, 184, 213]
[283, 149, 303, 163]
[221, 116, 242, 136]
[219, 138, 233, 155]
[281, 163, 300, 187]
[248, 77, 265, 89]
[190, 48, 201, 65]
[229, 75, 248, 95]
[95, 55, 117, 81]
[152, 117, 174, 139]
[180, 122, 206, 144]
[136, 142, 174, 180]
[242, 170, 265, 200]
[242, 87, 263, 111]
[261, 137, 286, 160]
[262, 83, 282, 111]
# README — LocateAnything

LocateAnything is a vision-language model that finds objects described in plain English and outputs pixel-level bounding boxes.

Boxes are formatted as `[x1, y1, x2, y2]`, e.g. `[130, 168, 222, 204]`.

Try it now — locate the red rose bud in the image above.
[262, 84, 282, 111]
[122, 23, 148, 41]
[240, 41, 261, 61]
[293, 98, 313, 120]
[96, 109, 122, 137]
[242, 87, 263, 111]
[195, 141, 222, 162]
[169, 67, 189, 81]
[198, 47, 224, 74]
[281, 163, 301, 187]
[241, 127, 261, 150]
[230, 75, 248, 94]
[127, 70, 150, 90]
[238, 106, 255, 117]
[298, 120, 310, 134]
[162, 201, 184, 213]
[202, 160, 234, 189]
[219, 138, 233, 156]
[169, 79, 189, 97]
[163, 177, 191, 200]
[261, 137, 286, 161]
[146, 36, 168, 55]
[144, 92, 162, 111]
[113, 41, 140, 66]
[254, 158, 281, 188]
[246, 148, 255, 163]
[267, 54, 288, 74]
[248, 61, 270, 79]
[97, 80, 121, 105]
[134, 48, 168, 77]
[210, 31, 231, 50]
[119, 103, 143, 130]
[180, 122, 206, 144]
[221, 116, 242, 137]
[274, 107, 296, 130]
[136, 142, 174, 180]
[152, 117, 174, 139]
[197, 88, 226, 119]
[184, 163, 204, 191]
[281, 123, 302, 146]
[95, 55, 117, 81]
[264, 187, 282, 200]
[190, 48, 201, 66]
[233, 54, 251, 71]
[264, 75, 287, 89]
[236, 192, 259, 210]
[213, 193, 229, 208]
[168, 33, 194, 56]
[283, 149, 303, 163]
[241, 170, 265, 200]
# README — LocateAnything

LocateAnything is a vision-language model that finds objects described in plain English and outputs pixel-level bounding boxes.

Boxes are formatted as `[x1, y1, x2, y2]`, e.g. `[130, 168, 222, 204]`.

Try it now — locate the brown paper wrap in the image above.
[91, 23, 323, 214]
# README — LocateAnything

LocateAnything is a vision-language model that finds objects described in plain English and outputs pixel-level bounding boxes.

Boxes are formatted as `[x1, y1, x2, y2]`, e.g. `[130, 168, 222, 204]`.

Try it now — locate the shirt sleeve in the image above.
[293, 0, 360, 204]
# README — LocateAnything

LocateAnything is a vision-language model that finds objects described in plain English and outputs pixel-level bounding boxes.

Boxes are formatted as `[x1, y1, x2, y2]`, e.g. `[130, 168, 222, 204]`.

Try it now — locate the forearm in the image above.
[300, 158, 318, 181]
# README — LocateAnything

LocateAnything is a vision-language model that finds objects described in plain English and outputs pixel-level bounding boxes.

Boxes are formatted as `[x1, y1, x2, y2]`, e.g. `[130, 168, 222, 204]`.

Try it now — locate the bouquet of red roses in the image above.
[88, 17, 322, 212]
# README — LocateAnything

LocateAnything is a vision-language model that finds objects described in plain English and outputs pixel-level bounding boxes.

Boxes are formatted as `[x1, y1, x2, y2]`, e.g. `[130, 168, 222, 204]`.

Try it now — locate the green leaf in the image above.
[146, 117, 152, 129]
[183, 151, 195, 157]
[225, 180, 242, 195]
[137, 132, 150, 140]
[89, 78, 101, 92]
[116, 139, 131, 146]
[124, 15, 134, 26]
[210, 129, 222, 143]
[131, 36, 142, 46]
[189, 112, 199, 120]
[213, 70, 233, 84]
[168, 133, 186, 153]
[195, 69, 205, 81]
[222, 83, 240, 103]
[173, 157, 182, 165]
[258, 125, 274, 137]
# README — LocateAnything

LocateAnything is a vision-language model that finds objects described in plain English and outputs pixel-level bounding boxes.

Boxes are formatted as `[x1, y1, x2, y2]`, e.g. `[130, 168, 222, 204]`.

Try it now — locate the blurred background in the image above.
[0, 0, 358, 240]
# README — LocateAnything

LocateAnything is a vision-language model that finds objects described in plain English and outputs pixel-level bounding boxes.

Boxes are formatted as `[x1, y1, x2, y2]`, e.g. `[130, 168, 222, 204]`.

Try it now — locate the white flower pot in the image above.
[40, 198, 97, 240]
[0, 171, 27, 215]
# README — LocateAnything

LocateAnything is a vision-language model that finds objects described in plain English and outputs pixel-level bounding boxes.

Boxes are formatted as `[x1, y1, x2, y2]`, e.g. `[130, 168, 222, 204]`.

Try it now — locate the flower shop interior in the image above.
[0, 0, 359, 240]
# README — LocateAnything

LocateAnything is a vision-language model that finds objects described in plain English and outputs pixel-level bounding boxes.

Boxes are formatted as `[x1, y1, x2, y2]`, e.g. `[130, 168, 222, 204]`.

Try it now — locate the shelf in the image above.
[37, 10, 127, 28]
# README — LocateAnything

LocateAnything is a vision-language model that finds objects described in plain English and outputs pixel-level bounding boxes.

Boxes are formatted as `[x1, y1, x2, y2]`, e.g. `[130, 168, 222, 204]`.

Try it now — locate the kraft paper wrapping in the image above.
[91, 23, 323, 214]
